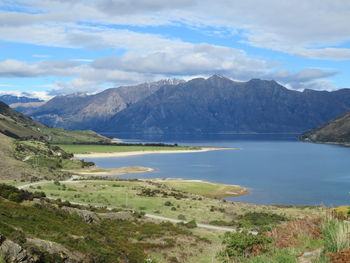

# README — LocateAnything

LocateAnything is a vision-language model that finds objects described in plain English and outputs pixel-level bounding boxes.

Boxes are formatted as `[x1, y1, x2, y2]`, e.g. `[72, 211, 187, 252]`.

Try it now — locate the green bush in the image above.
[209, 220, 235, 226]
[164, 201, 173, 206]
[185, 220, 197, 229]
[220, 231, 273, 259]
[0, 184, 45, 203]
[237, 212, 288, 227]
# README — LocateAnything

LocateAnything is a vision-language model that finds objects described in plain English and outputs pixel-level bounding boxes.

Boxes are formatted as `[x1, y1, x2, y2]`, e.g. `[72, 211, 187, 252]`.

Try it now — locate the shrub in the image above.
[220, 231, 273, 259]
[0, 184, 36, 202]
[164, 201, 173, 206]
[209, 220, 235, 226]
[185, 220, 197, 229]
[54, 180, 60, 186]
[238, 212, 288, 227]
[177, 214, 186, 220]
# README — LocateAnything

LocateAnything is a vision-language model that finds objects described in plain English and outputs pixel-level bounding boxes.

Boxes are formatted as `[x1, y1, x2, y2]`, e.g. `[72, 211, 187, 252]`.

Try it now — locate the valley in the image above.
[1, 79, 350, 262]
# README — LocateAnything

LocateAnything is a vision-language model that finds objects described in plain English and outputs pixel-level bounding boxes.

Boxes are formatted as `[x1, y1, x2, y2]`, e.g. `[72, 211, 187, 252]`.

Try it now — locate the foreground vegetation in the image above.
[0, 190, 206, 262]
[3, 178, 350, 263]
[0, 182, 333, 263]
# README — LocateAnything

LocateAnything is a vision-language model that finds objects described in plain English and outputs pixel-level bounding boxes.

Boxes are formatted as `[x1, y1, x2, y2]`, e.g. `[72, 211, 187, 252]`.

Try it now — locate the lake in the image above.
[85, 134, 350, 206]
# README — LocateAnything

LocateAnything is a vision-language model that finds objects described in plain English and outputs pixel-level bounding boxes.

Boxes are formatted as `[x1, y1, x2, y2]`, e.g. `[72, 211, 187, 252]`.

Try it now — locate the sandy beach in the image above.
[74, 147, 234, 158]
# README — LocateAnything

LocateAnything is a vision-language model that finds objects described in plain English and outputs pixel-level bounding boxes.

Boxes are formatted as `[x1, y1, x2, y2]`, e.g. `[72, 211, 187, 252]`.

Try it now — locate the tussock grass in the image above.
[322, 217, 350, 253]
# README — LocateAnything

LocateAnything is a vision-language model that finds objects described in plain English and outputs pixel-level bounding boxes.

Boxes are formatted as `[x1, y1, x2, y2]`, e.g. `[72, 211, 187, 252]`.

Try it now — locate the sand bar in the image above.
[65, 166, 155, 176]
[74, 147, 235, 158]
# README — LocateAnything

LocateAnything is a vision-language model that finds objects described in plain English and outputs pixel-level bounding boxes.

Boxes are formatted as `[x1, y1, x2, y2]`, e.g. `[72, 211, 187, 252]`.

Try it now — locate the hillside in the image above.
[103, 75, 350, 134]
[0, 101, 110, 144]
[300, 110, 350, 143]
[20, 79, 183, 130]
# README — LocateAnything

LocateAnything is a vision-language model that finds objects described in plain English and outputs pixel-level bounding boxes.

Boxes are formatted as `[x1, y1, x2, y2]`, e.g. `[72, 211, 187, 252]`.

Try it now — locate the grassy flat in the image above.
[31, 180, 325, 225]
[56, 144, 200, 154]
[153, 179, 248, 198]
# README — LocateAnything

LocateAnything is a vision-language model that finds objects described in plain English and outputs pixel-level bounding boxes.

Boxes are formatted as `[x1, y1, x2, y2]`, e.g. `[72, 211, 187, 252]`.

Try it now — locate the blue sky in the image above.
[0, 0, 350, 99]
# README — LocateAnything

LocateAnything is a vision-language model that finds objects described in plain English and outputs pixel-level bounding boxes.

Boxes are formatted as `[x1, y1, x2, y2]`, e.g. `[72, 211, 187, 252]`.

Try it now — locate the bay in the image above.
[83, 134, 350, 206]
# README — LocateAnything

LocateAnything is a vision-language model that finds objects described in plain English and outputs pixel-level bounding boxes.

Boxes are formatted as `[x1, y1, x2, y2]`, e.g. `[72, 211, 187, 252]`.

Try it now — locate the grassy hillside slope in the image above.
[0, 101, 111, 144]
[301, 110, 350, 144]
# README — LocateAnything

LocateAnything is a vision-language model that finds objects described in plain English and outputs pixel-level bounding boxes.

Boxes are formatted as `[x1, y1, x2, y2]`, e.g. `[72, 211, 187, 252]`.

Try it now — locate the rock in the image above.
[99, 211, 133, 221]
[0, 238, 38, 263]
[27, 238, 85, 263]
[62, 207, 100, 224]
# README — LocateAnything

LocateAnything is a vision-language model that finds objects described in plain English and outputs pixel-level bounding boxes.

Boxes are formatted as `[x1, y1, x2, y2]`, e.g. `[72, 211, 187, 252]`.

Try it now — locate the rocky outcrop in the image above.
[0, 234, 38, 263]
[27, 238, 85, 263]
[61, 207, 100, 224]
[99, 211, 134, 221]
[0, 234, 86, 263]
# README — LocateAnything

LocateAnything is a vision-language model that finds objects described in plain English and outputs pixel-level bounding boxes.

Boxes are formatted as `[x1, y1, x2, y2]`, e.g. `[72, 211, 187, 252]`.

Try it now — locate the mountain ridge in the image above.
[102, 75, 350, 134]
[20, 79, 184, 130]
[11, 75, 350, 134]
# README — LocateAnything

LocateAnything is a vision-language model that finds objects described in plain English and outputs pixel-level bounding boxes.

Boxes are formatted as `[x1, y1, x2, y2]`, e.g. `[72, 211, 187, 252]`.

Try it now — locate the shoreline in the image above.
[74, 147, 235, 158]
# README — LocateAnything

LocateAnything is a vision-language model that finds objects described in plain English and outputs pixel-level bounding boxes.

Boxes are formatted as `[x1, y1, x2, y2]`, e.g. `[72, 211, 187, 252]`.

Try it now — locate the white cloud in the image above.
[0, 59, 84, 78]
[0, 0, 348, 95]
[0, 89, 52, 100]
[2, 0, 349, 60]
[92, 43, 276, 79]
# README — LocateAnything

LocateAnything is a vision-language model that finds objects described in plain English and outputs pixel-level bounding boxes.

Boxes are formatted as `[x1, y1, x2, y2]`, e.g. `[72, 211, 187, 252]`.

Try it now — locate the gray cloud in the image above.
[95, 0, 195, 15]
[265, 69, 338, 84]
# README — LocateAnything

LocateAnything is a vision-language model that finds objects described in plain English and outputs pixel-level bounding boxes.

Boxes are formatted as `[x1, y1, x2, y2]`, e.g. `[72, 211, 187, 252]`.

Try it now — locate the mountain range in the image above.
[17, 79, 183, 130]
[0, 94, 43, 105]
[12, 75, 350, 134]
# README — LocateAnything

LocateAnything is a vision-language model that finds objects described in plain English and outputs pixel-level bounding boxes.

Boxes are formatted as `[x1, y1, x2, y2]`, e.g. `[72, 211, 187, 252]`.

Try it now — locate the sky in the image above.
[0, 0, 350, 99]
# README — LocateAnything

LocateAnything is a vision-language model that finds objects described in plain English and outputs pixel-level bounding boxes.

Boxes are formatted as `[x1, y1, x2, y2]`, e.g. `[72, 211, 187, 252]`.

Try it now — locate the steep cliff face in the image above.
[103, 75, 350, 134]
[300, 111, 350, 143]
[26, 79, 183, 129]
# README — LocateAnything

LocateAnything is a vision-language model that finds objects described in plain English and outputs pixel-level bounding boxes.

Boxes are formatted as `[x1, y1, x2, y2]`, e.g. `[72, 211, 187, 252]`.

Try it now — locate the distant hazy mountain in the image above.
[300, 111, 350, 143]
[102, 75, 350, 134]
[0, 94, 43, 105]
[25, 79, 183, 130]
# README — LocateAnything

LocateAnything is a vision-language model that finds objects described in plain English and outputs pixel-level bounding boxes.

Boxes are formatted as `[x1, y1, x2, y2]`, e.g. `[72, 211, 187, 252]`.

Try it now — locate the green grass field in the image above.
[32, 180, 325, 225]
[155, 179, 248, 198]
[56, 144, 200, 154]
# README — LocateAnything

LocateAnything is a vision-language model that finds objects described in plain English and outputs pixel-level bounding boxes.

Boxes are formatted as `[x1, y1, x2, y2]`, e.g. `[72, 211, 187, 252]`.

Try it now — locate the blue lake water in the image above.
[84, 134, 350, 206]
